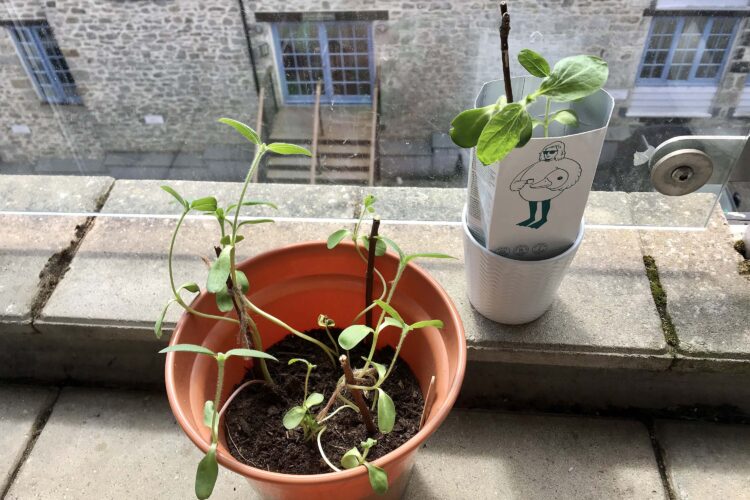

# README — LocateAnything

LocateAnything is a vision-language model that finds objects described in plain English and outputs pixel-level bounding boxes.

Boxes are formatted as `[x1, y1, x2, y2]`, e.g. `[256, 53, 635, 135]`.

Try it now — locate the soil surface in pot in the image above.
[224, 328, 424, 475]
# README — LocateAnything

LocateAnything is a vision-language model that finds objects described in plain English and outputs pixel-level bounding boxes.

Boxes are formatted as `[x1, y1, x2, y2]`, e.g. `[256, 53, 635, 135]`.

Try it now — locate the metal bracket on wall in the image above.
[648, 135, 748, 196]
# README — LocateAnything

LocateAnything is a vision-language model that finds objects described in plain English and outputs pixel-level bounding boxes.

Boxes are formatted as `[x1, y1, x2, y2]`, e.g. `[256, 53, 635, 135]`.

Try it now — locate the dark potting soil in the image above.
[223, 329, 424, 475]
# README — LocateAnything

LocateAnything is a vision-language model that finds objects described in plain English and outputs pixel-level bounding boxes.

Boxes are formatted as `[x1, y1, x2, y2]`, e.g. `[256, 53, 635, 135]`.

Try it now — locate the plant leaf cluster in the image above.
[341, 438, 388, 495]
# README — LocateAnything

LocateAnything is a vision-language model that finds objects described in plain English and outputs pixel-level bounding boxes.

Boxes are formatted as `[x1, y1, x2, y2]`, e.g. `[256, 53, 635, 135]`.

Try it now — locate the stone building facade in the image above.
[1, 0, 749, 184]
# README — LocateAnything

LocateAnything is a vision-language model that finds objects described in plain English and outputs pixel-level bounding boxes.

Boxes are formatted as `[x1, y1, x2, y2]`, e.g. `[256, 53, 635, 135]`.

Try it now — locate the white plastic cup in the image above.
[463, 206, 584, 325]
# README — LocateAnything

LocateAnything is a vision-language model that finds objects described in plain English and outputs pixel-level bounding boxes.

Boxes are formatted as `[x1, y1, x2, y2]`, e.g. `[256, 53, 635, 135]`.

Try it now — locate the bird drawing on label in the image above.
[509, 141, 581, 229]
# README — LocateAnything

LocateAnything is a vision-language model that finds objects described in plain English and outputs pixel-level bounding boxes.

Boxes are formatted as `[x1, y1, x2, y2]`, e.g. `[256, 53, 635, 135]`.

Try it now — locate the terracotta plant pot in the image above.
[164, 241, 466, 499]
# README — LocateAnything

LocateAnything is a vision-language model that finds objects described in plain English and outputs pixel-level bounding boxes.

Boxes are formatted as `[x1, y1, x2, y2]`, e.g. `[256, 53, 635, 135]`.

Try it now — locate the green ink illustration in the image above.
[510, 141, 581, 229]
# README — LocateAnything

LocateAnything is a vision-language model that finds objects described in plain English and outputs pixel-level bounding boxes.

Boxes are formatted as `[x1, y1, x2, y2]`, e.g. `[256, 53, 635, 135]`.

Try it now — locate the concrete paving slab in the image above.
[100, 179, 360, 219]
[407, 411, 665, 499]
[5, 388, 252, 499]
[0, 175, 113, 212]
[655, 420, 750, 500]
[629, 192, 718, 228]
[381, 223, 668, 369]
[639, 209, 750, 359]
[585, 191, 633, 226]
[0, 385, 55, 494]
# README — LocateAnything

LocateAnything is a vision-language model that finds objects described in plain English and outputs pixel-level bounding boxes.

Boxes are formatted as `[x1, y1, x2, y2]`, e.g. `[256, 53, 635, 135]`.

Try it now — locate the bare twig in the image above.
[499, 2, 513, 103]
[316, 381, 345, 422]
[340, 355, 377, 435]
[365, 217, 381, 329]
[419, 375, 437, 430]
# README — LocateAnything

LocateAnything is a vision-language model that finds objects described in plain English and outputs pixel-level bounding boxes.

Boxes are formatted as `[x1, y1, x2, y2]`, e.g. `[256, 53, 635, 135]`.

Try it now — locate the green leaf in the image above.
[220, 235, 232, 246]
[160, 185, 188, 209]
[305, 392, 324, 408]
[235, 270, 249, 294]
[226, 200, 278, 214]
[363, 194, 376, 208]
[409, 319, 444, 330]
[283, 406, 306, 430]
[477, 103, 532, 166]
[340, 447, 363, 469]
[404, 252, 456, 264]
[207, 245, 233, 293]
[551, 109, 579, 126]
[327, 229, 351, 249]
[159, 344, 216, 357]
[154, 299, 174, 339]
[267, 142, 312, 156]
[374, 300, 404, 326]
[364, 463, 389, 495]
[202, 401, 215, 430]
[367, 359, 387, 382]
[195, 446, 219, 500]
[225, 348, 278, 361]
[361, 437, 378, 451]
[375, 236, 404, 261]
[378, 317, 404, 333]
[518, 49, 551, 78]
[376, 389, 396, 433]
[215, 288, 234, 312]
[288, 358, 314, 369]
[449, 104, 497, 149]
[338, 324, 374, 350]
[362, 235, 387, 257]
[218, 117, 260, 145]
[180, 282, 200, 293]
[237, 219, 274, 229]
[518, 117, 533, 148]
[190, 196, 217, 212]
[538, 55, 609, 102]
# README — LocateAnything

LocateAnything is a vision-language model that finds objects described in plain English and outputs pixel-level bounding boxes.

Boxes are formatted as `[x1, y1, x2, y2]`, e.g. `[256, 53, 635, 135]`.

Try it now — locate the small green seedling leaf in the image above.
[551, 109, 579, 126]
[371, 360, 387, 382]
[207, 245, 233, 293]
[477, 103, 531, 166]
[409, 319, 444, 330]
[449, 104, 497, 149]
[202, 400, 216, 431]
[195, 445, 219, 500]
[376, 235, 404, 261]
[215, 288, 234, 312]
[226, 200, 278, 214]
[362, 235, 387, 257]
[234, 270, 249, 293]
[338, 324, 374, 350]
[361, 437, 378, 451]
[363, 194, 376, 208]
[518, 48, 551, 77]
[364, 463, 389, 495]
[378, 317, 404, 333]
[374, 299, 405, 326]
[289, 358, 315, 369]
[180, 282, 200, 293]
[404, 252, 456, 264]
[154, 299, 174, 339]
[377, 389, 396, 433]
[305, 392, 324, 408]
[220, 235, 231, 246]
[191, 197, 218, 212]
[341, 447, 363, 469]
[237, 218, 274, 229]
[225, 348, 278, 361]
[327, 229, 351, 249]
[267, 142, 312, 156]
[160, 185, 189, 209]
[537, 55, 609, 102]
[159, 344, 216, 357]
[283, 406, 306, 430]
[218, 118, 260, 145]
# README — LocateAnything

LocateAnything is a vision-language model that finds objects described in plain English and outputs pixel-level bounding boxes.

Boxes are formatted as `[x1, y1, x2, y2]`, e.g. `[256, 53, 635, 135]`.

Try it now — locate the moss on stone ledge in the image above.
[643, 255, 679, 349]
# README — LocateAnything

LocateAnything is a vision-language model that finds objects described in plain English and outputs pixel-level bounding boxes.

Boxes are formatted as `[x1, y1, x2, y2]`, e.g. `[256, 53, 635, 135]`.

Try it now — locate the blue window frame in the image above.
[272, 22, 375, 105]
[7, 23, 81, 104]
[637, 16, 739, 86]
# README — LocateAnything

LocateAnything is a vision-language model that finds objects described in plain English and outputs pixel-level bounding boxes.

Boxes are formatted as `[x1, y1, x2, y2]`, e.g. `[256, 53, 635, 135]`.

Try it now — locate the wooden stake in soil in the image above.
[340, 355, 377, 435]
[419, 375, 437, 430]
[365, 217, 381, 329]
[499, 2, 513, 103]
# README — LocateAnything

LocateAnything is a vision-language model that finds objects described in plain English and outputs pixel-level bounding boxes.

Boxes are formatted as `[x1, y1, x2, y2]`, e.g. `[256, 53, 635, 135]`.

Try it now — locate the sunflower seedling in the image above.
[283, 358, 324, 441]
[341, 438, 388, 495]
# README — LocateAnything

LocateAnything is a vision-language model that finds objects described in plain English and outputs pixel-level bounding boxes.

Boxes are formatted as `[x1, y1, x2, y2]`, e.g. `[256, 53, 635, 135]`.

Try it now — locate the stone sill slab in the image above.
[0, 176, 748, 387]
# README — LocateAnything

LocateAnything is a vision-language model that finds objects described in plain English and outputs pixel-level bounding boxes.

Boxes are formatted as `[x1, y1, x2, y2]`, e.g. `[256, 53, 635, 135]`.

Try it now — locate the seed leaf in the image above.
[374, 300, 404, 326]
[377, 317, 404, 333]
[365, 463, 389, 495]
[159, 344, 216, 357]
[218, 118, 260, 145]
[237, 219, 274, 229]
[538, 55, 609, 102]
[404, 252, 456, 264]
[235, 270, 249, 293]
[289, 358, 315, 368]
[376, 236, 405, 261]
[305, 392, 324, 409]
[377, 389, 396, 433]
[551, 109, 579, 126]
[371, 360, 387, 382]
[225, 348, 278, 361]
[518, 49, 551, 77]
[161, 185, 188, 209]
[268, 142, 312, 156]
[409, 319, 444, 330]
[202, 401, 216, 430]
[338, 324, 374, 350]
[283, 406, 306, 430]
[327, 229, 351, 249]
[449, 104, 497, 148]
[190, 197, 218, 212]
[180, 282, 200, 293]
[362, 235, 387, 257]
[207, 245, 233, 293]
[340, 447, 363, 469]
[226, 200, 278, 214]
[477, 103, 531, 165]
[215, 288, 234, 312]
[195, 446, 219, 500]
[154, 299, 174, 339]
